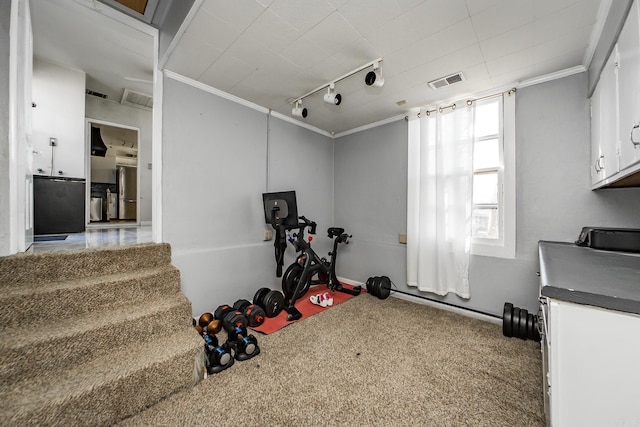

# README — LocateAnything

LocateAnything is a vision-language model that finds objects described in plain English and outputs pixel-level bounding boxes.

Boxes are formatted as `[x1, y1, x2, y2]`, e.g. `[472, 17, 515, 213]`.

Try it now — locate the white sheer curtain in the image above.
[407, 104, 474, 298]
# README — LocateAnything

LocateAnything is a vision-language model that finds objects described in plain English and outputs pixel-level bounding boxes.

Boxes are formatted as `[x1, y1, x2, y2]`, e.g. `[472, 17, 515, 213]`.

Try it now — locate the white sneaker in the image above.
[310, 294, 322, 306]
[321, 292, 333, 307]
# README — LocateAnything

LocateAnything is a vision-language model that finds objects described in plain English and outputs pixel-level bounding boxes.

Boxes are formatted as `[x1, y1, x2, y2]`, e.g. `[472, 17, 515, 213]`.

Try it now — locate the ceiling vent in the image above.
[428, 72, 465, 90]
[121, 89, 153, 110]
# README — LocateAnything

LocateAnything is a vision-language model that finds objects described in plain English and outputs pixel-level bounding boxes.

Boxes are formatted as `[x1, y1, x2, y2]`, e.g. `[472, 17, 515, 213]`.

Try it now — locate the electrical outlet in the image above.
[263, 229, 273, 241]
[399, 233, 407, 244]
[49, 137, 57, 146]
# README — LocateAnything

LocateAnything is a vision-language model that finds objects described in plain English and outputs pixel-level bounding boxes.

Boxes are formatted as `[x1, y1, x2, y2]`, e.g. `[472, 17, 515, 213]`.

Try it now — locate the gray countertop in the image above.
[539, 241, 640, 315]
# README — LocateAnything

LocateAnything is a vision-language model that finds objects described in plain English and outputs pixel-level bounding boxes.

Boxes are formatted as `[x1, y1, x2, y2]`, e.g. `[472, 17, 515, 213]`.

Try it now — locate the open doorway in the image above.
[87, 120, 140, 227]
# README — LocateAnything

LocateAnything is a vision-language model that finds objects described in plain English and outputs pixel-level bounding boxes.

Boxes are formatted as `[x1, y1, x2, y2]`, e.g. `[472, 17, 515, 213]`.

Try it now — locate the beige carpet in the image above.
[118, 294, 544, 427]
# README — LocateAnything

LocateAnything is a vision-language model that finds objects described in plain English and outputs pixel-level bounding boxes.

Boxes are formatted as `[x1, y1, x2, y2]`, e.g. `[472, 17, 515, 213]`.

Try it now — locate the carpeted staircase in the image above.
[0, 243, 205, 426]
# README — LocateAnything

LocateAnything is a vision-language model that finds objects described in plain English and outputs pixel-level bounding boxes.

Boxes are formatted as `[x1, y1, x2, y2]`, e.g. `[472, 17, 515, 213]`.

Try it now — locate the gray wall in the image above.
[333, 120, 408, 289]
[162, 77, 333, 316]
[334, 72, 640, 316]
[0, 1, 10, 255]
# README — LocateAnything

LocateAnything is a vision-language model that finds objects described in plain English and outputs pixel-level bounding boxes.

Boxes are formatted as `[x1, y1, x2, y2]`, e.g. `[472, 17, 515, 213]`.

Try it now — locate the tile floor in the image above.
[27, 225, 153, 253]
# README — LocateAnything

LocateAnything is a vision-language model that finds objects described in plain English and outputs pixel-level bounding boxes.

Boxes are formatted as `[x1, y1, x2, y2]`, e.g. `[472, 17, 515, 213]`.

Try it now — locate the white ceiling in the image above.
[30, 0, 154, 104]
[30, 0, 606, 135]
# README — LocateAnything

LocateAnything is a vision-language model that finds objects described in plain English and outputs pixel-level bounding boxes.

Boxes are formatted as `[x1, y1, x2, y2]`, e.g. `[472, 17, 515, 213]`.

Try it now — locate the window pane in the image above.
[473, 207, 499, 239]
[473, 172, 498, 204]
[474, 138, 499, 170]
[474, 100, 499, 138]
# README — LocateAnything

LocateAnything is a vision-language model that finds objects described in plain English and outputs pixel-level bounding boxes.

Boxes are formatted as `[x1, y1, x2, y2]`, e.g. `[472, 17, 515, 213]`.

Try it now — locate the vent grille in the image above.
[121, 89, 153, 110]
[86, 89, 107, 99]
[428, 72, 465, 90]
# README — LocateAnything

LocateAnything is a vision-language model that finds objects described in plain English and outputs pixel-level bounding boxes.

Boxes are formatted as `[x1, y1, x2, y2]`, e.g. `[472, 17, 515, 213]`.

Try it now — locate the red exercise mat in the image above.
[250, 283, 363, 335]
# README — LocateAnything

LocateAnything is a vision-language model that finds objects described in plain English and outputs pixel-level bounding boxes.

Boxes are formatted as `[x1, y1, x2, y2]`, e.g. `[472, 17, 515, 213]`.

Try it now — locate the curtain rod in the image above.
[409, 87, 517, 119]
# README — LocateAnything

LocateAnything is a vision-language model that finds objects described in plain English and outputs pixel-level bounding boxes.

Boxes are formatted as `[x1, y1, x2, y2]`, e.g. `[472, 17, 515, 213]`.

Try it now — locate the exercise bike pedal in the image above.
[284, 305, 302, 321]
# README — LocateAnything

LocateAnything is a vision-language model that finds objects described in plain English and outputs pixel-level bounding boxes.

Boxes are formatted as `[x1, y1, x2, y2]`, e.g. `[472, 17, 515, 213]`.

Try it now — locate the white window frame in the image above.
[471, 93, 516, 259]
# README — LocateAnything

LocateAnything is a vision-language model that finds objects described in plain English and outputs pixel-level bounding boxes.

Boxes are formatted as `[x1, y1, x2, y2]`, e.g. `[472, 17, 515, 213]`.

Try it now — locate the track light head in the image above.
[292, 100, 308, 118]
[323, 83, 342, 105]
[365, 61, 384, 87]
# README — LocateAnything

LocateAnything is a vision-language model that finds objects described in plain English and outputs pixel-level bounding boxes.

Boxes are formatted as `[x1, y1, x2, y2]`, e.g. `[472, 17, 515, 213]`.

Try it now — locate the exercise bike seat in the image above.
[327, 227, 345, 238]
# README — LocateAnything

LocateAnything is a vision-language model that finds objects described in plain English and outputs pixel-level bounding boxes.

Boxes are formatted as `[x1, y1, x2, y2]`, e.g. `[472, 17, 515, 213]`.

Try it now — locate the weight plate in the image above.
[378, 276, 391, 299]
[214, 305, 233, 321]
[245, 304, 266, 327]
[503, 303, 513, 337]
[526, 313, 535, 340]
[518, 309, 528, 340]
[233, 299, 251, 312]
[511, 306, 518, 338]
[253, 287, 270, 309]
[264, 290, 284, 317]
[532, 315, 541, 342]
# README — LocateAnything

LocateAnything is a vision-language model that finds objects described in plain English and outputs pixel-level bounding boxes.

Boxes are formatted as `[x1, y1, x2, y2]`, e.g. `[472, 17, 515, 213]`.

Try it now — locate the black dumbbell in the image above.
[253, 287, 285, 318]
[202, 332, 234, 374]
[233, 298, 266, 327]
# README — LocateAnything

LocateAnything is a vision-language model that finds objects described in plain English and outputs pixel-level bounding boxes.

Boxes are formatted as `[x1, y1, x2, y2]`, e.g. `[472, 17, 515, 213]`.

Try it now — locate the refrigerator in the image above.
[117, 166, 137, 220]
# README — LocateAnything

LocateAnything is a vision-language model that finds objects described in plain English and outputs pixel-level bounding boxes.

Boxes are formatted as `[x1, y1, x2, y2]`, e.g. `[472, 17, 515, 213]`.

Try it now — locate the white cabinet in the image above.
[32, 59, 86, 179]
[543, 298, 640, 427]
[617, 0, 640, 174]
[591, 0, 640, 187]
[590, 47, 619, 186]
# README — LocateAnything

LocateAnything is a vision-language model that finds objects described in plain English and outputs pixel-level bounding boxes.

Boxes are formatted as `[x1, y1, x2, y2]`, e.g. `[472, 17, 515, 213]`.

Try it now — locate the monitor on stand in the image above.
[262, 191, 298, 277]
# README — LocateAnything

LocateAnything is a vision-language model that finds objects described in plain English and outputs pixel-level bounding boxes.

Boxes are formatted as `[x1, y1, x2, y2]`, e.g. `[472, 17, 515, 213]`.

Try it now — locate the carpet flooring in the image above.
[118, 294, 544, 426]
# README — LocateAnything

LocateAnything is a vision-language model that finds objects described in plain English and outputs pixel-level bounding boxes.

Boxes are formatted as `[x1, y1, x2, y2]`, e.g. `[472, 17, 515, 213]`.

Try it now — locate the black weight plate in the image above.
[526, 313, 535, 340]
[532, 315, 541, 342]
[518, 309, 528, 340]
[503, 303, 513, 337]
[511, 306, 519, 338]
[264, 290, 284, 317]
[233, 299, 251, 312]
[253, 287, 270, 309]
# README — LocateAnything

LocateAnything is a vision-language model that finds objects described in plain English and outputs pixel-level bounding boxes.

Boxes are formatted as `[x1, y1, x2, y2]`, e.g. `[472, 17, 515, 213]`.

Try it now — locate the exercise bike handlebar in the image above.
[297, 216, 316, 235]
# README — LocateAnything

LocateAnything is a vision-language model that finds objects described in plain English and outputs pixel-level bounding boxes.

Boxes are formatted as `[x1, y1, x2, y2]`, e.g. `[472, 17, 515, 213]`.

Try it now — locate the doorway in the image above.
[87, 120, 140, 227]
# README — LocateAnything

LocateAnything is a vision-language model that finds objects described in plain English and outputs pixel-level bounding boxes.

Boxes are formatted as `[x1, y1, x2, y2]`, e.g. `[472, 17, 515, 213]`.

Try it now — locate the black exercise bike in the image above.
[280, 216, 361, 321]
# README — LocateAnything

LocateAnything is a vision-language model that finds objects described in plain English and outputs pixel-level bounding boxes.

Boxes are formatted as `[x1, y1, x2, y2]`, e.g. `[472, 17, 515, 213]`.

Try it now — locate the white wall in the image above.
[32, 59, 85, 179]
[334, 72, 640, 317]
[0, 0, 11, 255]
[162, 76, 334, 316]
[85, 96, 153, 222]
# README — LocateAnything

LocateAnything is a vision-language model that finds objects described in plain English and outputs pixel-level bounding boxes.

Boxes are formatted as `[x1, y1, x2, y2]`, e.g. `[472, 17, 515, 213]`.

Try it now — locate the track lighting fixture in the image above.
[365, 61, 384, 87]
[323, 83, 342, 105]
[291, 100, 308, 118]
[290, 58, 383, 118]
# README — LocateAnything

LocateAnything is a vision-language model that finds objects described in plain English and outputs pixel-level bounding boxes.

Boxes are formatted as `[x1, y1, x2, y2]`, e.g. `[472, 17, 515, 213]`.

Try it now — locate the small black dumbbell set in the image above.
[194, 298, 268, 375]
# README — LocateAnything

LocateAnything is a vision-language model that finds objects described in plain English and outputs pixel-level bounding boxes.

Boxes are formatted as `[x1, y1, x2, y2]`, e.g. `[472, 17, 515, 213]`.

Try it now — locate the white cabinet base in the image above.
[547, 299, 640, 426]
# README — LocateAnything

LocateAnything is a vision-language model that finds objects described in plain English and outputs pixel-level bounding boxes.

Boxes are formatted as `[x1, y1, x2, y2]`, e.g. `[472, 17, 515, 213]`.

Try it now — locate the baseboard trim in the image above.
[338, 277, 501, 325]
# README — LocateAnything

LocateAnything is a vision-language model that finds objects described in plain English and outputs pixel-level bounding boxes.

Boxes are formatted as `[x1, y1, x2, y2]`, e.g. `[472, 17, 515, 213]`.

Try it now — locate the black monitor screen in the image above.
[263, 191, 298, 227]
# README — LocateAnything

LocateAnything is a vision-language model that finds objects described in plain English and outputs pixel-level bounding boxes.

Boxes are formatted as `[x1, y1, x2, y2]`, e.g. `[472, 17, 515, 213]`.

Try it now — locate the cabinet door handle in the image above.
[631, 124, 640, 147]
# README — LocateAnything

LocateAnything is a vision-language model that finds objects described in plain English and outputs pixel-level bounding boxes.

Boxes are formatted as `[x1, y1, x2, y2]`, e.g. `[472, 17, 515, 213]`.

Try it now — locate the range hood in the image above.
[91, 126, 107, 157]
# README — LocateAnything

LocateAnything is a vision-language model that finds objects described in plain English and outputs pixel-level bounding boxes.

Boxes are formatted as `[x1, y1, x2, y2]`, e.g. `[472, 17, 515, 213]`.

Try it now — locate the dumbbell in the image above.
[502, 302, 541, 342]
[220, 308, 260, 361]
[365, 276, 392, 300]
[197, 311, 222, 335]
[253, 287, 285, 318]
[202, 332, 234, 374]
[233, 299, 266, 327]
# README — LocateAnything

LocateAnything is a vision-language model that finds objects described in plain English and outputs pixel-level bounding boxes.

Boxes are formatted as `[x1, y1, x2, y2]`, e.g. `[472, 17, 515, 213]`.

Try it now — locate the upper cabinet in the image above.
[591, 0, 640, 188]
[617, 0, 640, 175]
[32, 59, 86, 179]
[591, 46, 619, 186]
